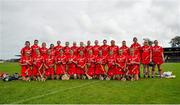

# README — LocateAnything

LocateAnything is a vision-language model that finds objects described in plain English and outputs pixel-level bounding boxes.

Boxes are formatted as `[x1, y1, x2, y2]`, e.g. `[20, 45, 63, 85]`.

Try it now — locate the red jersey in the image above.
[55, 55, 67, 65]
[31, 45, 40, 57]
[78, 46, 86, 54]
[101, 45, 109, 57]
[92, 45, 100, 56]
[76, 56, 86, 67]
[71, 46, 78, 56]
[152, 45, 163, 57]
[130, 43, 141, 56]
[20, 46, 32, 57]
[127, 55, 140, 74]
[152, 45, 164, 64]
[116, 54, 127, 68]
[32, 55, 44, 68]
[19, 56, 32, 77]
[141, 45, 152, 64]
[95, 55, 106, 74]
[86, 54, 96, 68]
[63, 46, 71, 56]
[44, 56, 55, 67]
[85, 45, 93, 55]
[96, 56, 106, 65]
[76, 56, 86, 74]
[66, 55, 76, 68]
[40, 47, 48, 58]
[106, 55, 116, 77]
[119, 45, 129, 56]
[86, 54, 96, 76]
[44, 56, 55, 76]
[19, 56, 32, 66]
[67, 55, 77, 75]
[106, 55, 116, 67]
[54, 45, 63, 55]
[109, 45, 118, 55]
[127, 55, 140, 64]
[55, 55, 67, 75]
[49, 48, 56, 57]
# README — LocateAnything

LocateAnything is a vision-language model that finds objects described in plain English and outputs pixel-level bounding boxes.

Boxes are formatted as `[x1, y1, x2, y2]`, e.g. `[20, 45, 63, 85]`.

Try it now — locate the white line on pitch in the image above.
[11, 80, 100, 104]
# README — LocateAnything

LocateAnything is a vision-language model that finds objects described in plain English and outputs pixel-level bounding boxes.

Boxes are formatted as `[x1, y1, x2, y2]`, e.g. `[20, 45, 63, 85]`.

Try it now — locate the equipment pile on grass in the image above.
[162, 71, 176, 78]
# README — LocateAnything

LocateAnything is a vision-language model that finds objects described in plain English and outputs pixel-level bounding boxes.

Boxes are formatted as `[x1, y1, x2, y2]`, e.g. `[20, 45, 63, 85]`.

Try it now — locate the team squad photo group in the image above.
[19, 37, 164, 82]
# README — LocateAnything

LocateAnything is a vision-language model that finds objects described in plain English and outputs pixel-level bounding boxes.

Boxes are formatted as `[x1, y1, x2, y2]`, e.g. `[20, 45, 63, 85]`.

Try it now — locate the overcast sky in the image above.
[0, 0, 180, 59]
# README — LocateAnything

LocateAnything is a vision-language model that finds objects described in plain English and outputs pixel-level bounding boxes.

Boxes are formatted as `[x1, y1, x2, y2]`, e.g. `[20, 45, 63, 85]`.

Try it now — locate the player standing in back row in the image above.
[152, 40, 164, 78]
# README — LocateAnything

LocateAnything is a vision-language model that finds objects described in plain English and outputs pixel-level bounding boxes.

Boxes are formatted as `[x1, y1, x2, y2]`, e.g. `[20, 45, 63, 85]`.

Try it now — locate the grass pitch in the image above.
[0, 62, 180, 104]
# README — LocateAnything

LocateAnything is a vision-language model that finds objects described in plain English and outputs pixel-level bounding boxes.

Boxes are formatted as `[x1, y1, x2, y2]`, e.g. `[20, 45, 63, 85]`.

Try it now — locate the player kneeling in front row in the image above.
[55, 49, 67, 80]
[32, 50, 45, 81]
[106, 50, 116, 80]
[44, 49, 55, 80]
[127, 48, 140, 81]
[95, 51, 106, 80]
[86, 50, 96, 79]
[115, 49, 127, 81]
[76, 51, 86, 79]
[67, 50, 77, 79]
[19, 52, 32, 81]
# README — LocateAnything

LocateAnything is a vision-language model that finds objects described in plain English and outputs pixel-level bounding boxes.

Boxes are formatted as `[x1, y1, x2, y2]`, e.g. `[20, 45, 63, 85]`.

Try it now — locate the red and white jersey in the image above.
[119, 45, 129, 56]
[71, 46, 78, 56]
[55, 55, 67, 65]
[141, 45, 152, 59]
[44, 56, 55, 67]
[86, 54, 96, 67]
[101, 45, 109, 57]
[152, 45, 163, 58]
[130, 43, 141, 56]
[32, 55, 44, 67]
[78, 46, 86, 54]
[31, 45, 40, 57]
[40, 47, 48, 58]
[19, 56, 32, 66]
[20, 46, 32, 57]
[109, 45, 118, 55]
[49, 48, 56, 57]
[85, 45, 93, 55]
[76, 56, 86, 67]
[95, 56, 106, 65]
[92, 45, 100, 56]
[106, 55, 116, 67]
[116, 54, 127, 68]
[66, 55, 76, 68]
[127, 55, 140, 65]
[127, 55, 140, 73]
[54, 45, 63, 55]
[63, 46, 71, 56]
[152, 45, 164, 64]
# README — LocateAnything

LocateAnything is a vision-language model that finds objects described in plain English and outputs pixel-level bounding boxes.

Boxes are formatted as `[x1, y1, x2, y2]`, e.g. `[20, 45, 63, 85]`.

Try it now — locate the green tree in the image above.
[169, 36, 180, 47]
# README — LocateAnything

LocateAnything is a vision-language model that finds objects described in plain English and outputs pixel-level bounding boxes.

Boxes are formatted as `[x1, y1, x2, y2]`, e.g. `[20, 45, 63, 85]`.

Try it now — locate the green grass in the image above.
[0, 62, 180, 104]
